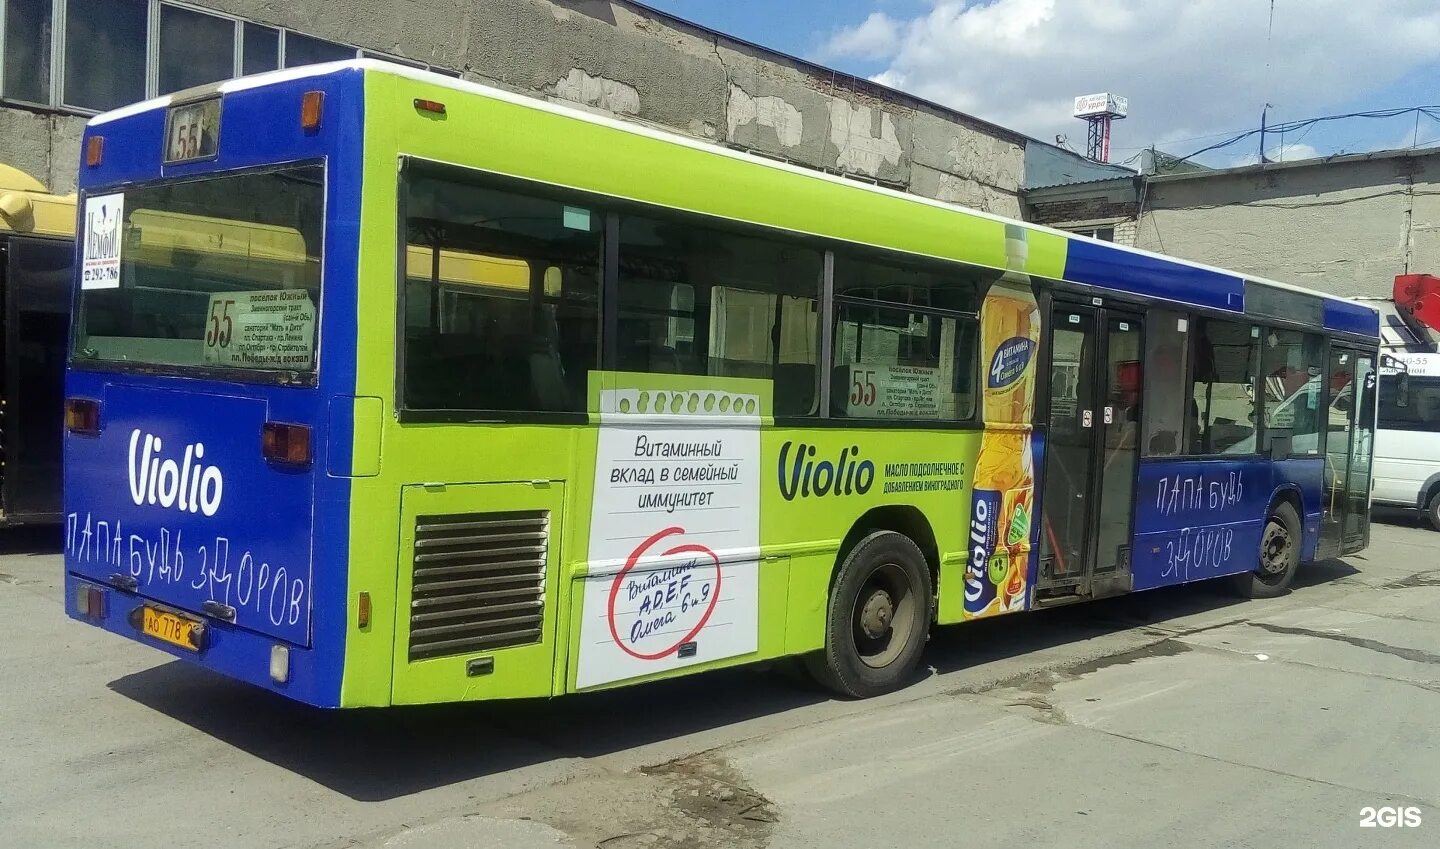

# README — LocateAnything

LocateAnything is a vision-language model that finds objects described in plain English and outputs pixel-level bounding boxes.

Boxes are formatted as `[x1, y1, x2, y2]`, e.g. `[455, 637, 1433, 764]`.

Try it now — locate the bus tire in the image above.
[1427, 492, 1440, 531]
[805, 531, 931, 699]
[1229, 502, 1302, 599]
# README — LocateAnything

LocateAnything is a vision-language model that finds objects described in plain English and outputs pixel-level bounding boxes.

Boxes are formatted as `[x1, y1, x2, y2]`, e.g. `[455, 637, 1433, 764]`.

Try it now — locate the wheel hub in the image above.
[1261, 523, 1290, 574]
[859, 590, 894, 639]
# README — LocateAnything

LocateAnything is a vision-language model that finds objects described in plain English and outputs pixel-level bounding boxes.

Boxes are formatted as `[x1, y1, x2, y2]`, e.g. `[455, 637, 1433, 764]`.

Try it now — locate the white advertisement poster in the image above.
[81, 193, 124, 290]
[576, 384, 761, 689]
[202, 290, 316, 370]
[845, 363, 944, 419]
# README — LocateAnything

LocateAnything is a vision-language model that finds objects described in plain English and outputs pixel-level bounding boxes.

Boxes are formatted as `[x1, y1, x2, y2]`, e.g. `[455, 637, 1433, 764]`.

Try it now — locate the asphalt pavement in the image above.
[2, 510, 1437, 849]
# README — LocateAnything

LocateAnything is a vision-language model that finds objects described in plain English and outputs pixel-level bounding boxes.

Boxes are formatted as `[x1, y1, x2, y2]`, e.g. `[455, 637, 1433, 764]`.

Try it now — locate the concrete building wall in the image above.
[1134, 151, 1440, 298]
[0, 108, 87, 197]
[1024, 176, 1139, 247]
[1, 0, 1026, 214]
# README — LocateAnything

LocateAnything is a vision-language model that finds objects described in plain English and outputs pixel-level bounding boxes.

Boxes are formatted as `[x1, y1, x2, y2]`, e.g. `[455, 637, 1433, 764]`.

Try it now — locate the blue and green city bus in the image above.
[63, 61, 1379, 707]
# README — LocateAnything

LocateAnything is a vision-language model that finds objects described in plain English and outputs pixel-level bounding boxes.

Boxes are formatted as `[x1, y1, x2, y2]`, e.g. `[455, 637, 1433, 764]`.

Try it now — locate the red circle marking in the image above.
[606, 526, 723, 660]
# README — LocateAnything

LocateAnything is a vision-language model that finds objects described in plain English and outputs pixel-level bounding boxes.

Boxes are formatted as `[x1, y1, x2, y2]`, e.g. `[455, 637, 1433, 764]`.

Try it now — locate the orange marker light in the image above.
[413, 98, 447, 116]
[357, 592, 371, 629]
[65, 398, 101, 435]
[261, 422, 312, 467]
[85, 136, 104, 167]
[301, 91, 325, 131]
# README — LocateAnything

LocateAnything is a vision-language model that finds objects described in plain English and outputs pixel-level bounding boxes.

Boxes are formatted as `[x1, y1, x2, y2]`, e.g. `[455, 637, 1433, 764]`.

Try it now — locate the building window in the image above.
[1069, 226, 1115, 242]
[1189, 319, 1258, 454]
[830, 251, 982, 421]
[615, 214, 822, 415]
[242, 23, 279, 76]
[0, 1, 458, 114]
[157, 4, 235, 95]
[1141, 308, 1190, 456]
[402, 171, 602, 414]
[2, 0, 51, 103]
[284, 33, 355, 68]
[62, 0, 146, 111]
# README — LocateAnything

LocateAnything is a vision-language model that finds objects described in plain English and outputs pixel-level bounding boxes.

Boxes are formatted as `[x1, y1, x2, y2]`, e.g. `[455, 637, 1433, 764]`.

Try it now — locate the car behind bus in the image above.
[1376, 353, 1440, 528]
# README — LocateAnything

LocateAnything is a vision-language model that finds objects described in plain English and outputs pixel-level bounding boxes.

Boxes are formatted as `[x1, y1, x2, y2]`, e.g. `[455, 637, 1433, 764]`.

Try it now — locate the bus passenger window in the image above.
[1141, 309, 1190, 456]
[830, 252, 985, 422]
[402, 173, 601, 414]
[1260, 330, 1324, 455]
[1189, 319, 1259, 455]
[615, 215, 822, 416]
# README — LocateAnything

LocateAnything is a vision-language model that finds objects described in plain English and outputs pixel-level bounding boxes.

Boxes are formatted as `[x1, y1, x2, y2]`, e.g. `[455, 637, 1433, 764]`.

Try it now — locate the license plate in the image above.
[164, 99, 221, 163]
[141, 606, 202, 651]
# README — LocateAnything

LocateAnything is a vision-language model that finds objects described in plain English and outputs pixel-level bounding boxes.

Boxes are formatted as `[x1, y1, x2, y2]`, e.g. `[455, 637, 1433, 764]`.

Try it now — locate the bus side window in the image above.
[401, 173, 602, 414]
[614, 214, 823, 416]
[1141, 309, 1189, 456]
[1260, 329, 1324, 456]
[829, 251, 984, 423]
[1188, 318, 1259, 455]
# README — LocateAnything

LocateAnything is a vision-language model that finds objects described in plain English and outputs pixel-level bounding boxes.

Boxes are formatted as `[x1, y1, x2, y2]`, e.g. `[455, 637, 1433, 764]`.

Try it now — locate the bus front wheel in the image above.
[805, 531, 932, 698]
[1426, 492, 1440, 531]
[1229, 502, 1301, 599]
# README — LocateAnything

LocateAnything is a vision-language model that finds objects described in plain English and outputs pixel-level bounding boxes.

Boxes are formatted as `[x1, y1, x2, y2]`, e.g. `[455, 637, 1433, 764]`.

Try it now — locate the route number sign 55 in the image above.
[164, 100, 221, 164]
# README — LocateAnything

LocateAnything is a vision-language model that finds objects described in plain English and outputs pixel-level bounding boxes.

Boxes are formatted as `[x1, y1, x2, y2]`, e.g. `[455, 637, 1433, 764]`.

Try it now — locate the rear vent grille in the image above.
[408, 510, 548, 661]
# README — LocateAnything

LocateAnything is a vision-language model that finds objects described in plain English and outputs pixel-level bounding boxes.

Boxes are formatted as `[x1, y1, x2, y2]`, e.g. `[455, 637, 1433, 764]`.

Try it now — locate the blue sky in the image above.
[637, 0, 1440, 168]
[637, 0, 893, 69]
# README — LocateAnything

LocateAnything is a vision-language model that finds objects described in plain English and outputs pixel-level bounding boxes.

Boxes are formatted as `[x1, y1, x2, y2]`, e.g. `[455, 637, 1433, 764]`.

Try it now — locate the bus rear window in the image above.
[73, 165, 324, 377]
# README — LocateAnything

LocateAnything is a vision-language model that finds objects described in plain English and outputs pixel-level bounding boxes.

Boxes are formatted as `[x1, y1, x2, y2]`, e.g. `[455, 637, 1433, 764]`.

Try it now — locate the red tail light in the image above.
[262, 422, 311, 467]
[65, 398, 101, 435]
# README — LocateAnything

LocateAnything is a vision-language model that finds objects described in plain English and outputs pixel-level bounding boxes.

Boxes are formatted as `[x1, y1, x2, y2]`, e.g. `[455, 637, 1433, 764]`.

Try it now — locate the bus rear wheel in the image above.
[1229, 502, 1301, 599]
[1426, 492, 1440, 531]
[806, 531, 931, 699]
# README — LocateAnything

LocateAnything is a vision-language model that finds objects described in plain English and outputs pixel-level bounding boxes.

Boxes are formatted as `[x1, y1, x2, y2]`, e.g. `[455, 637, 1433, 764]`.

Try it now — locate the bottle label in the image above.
[988, 336, 1036, 389]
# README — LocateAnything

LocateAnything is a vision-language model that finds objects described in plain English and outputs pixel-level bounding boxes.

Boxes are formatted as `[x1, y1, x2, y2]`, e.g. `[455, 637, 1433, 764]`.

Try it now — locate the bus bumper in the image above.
[64, 572, 341, 708]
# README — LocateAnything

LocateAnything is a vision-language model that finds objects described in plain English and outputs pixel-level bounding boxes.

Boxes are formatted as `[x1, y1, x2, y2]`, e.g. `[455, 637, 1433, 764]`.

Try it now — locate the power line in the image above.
[1166, 106, 1440, 167]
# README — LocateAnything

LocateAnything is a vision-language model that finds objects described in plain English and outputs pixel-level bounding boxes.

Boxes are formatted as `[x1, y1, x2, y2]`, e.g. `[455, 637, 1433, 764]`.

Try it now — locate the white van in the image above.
[1375, 353, 1440, 528]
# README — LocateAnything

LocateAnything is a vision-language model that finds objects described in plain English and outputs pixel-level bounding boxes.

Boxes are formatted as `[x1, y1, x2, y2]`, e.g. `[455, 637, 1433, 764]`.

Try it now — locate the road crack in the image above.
[1249, 622, 1440, 666]
[1385, 570, 1440, 590]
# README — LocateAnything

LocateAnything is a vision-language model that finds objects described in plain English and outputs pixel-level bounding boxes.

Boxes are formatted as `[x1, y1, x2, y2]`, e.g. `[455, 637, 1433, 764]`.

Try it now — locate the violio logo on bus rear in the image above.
[988, 337, 1035, 389]
[127, 430, 224, 517]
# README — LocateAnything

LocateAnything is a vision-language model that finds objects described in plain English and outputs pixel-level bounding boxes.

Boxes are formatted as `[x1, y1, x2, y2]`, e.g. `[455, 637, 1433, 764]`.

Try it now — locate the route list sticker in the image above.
[202, 290, 316, 370]
[846, 364, 944, 419]
[576, 383, 762, 689]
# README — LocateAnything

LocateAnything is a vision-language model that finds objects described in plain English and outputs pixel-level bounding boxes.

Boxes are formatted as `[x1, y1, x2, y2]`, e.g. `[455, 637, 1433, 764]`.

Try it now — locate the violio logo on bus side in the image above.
[988, 337, 1036, 389]
[776, 441, 877, 500]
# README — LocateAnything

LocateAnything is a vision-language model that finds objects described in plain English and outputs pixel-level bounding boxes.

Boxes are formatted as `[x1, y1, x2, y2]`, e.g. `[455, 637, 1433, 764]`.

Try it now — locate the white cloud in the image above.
[829, 0, 1440, 161]
[819, 12, 901, 61]
[1272, 142, 1321, 162]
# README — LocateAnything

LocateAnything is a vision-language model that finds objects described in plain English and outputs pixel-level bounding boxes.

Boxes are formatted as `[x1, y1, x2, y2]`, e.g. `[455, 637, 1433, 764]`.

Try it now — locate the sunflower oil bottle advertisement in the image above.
[966, 224, 1042, 619]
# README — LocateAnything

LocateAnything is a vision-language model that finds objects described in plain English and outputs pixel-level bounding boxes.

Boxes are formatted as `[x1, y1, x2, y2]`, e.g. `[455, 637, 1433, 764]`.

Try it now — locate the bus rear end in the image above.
[62, 65, 363, 707]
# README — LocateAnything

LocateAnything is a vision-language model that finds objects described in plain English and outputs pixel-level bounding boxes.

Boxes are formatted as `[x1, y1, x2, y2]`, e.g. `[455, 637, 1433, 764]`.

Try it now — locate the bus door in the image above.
[1036, 303, 1143, 600]
[1320, 347, 1376, 556]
